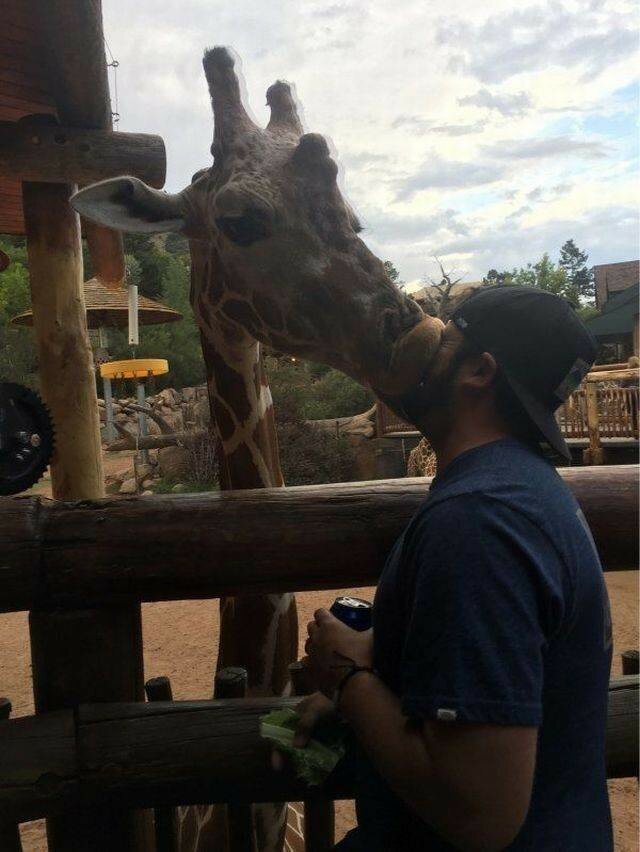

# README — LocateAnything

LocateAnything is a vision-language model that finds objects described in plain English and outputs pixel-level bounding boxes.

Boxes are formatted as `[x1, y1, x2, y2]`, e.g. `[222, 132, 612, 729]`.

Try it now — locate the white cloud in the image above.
[101, 0, 639, 283]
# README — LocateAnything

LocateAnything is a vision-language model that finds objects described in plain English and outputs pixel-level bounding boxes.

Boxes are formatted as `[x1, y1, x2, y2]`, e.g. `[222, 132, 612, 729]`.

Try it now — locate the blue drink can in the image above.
[330, 596, 373, 632]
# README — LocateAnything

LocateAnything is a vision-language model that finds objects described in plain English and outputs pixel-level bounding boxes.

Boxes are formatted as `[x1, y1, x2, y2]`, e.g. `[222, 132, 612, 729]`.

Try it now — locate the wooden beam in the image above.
[0, 121, 166, 187]
[0, 466, 637, 613]
[587, 369, 639, 383]
[32, 0, 135, 287]
[0, 678, 637, 825]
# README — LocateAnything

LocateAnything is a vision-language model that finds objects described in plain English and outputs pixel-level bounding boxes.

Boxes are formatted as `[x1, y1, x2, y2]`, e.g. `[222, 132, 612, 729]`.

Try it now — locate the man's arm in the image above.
[338, 670, 537, 852]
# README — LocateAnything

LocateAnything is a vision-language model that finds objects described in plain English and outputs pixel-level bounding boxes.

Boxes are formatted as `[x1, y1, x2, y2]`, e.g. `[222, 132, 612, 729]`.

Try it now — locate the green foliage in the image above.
[383, 259, 404, 289]
[107, 252, 205, 390]
[265, 356, 364, 486]
[484, 242, 594, 308]
[0, 237, 38, 387]
[266, 356, 373, 420]
[559, 239, 594, 302]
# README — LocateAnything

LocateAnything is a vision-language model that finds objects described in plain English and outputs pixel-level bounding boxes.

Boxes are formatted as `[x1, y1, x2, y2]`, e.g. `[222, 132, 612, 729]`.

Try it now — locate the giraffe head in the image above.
[71, 47, 442, 397]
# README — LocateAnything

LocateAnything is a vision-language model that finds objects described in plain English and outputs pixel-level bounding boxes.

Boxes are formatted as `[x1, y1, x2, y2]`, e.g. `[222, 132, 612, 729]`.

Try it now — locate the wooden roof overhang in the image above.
[0, 0, 166, 285]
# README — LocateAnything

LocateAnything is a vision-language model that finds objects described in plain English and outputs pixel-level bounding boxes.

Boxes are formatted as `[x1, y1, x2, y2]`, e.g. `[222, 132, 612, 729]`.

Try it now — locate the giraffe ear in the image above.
[71, 176, 187, 234]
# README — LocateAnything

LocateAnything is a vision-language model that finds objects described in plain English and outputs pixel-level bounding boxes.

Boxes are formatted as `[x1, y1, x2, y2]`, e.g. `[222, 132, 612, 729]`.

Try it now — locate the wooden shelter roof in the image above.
[1, 1, 59, 234]
[12, 277, 182, 328]
[1, 0, 118, 237]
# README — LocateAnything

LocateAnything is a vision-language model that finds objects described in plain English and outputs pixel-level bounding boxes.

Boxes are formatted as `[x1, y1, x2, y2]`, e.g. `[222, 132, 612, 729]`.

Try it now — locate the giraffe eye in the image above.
[216, 207, 270, 246]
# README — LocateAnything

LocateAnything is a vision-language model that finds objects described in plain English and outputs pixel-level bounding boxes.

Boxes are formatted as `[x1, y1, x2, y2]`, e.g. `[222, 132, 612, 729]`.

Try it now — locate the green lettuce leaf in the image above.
[260, 707, 348, 786]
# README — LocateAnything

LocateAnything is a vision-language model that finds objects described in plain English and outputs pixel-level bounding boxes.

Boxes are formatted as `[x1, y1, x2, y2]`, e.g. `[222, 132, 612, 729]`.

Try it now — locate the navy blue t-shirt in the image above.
[342, 438, 612, 851]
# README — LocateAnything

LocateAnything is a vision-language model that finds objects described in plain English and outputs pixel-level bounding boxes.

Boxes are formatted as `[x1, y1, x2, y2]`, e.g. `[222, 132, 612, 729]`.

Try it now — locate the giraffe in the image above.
[407, 437, 438, 478]
[71, 46, 444, 851]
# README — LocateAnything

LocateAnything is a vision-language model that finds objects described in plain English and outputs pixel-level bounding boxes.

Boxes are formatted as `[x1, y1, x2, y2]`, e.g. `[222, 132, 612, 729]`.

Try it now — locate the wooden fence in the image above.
[377, 386, 639, 441]
[0, 468, 638, 850]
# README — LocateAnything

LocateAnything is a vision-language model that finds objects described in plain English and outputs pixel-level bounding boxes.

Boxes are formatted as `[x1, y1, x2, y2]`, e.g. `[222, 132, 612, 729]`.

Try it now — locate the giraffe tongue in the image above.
[377, 315, 443, 396]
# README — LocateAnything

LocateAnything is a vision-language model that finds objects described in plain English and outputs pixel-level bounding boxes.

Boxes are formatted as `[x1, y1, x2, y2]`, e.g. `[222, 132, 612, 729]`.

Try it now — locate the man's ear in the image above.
[462, 352, 499, 391]
[70, 176, 186, 234]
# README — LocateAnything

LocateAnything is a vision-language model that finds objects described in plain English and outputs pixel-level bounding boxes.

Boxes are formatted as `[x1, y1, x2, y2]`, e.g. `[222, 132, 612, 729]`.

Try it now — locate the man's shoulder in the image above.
[429, 441, 572, 511]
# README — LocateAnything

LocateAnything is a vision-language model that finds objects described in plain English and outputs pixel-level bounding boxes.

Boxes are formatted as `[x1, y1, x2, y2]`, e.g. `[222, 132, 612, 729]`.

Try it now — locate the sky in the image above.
[102, 0, 639, 289]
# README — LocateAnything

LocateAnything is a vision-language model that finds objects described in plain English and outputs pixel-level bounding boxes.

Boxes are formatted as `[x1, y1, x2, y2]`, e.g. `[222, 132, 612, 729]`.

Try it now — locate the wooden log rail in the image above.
[0, 678, 637, 826]
[0, 121, 166, 188]
[1, 466, 637, 613]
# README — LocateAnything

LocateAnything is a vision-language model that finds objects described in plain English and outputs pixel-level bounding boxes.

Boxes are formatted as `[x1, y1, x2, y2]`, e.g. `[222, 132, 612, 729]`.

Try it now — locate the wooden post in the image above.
[621, 650, 639, 676]
[213, 669, 256, 852]
[145, 678, 179, 852]
[584, 382, 603, 465]
[29, 606, 150, 850]
[22, 180, 104, 499]
[22, 178, 150, 849]
[288, 663, 336, 852]
[0, 699, 23, 852]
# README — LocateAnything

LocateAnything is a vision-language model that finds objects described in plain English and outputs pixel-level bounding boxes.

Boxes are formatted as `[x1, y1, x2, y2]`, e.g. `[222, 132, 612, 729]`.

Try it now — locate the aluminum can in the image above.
[330, 596, 373, 631]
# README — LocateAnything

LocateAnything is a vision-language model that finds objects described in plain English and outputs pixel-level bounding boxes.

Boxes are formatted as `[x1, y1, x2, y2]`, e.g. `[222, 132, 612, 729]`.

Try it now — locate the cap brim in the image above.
[501, 369, 572, 462]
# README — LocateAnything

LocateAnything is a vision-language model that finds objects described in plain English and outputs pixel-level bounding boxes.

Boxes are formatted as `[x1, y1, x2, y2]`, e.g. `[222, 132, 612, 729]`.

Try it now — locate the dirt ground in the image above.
[3, 458, 638, 850]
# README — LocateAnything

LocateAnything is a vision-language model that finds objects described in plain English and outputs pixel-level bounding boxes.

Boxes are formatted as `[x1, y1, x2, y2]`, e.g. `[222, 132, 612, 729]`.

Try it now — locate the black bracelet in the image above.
[335, 665, 377, 705]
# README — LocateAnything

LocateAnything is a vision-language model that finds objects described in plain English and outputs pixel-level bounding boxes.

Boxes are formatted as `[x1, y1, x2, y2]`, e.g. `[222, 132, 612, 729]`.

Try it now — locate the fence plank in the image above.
[0, 467, 637, 613]
[0, 679, 637, 825]
[145, 678, 178, 852]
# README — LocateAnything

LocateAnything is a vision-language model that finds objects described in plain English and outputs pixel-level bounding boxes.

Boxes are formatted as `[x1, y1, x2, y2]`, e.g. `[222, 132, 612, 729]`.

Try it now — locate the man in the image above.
[300, 286, 613, 850]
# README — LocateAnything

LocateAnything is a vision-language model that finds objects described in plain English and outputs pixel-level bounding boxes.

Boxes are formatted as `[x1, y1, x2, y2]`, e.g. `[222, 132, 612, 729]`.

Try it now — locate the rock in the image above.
[163, 410, 184, 432]
[158, 445, 190, 481]
[182, 386, 196, 402]
[147, 419, 162, 436]
[106, 479, 122, 495]
[115, 412, 129, 424]
[97, 398, 105, 407]
[158, 388, 178, 407]
[193, 398, 210, 428]
[99, 408, 107, 423]
[142, 490, 153, 496]
[119, 477, 138, 495]
[141, 478, 155, 489]
[171, 483, 188, 493]
[134, 463, 155, 481]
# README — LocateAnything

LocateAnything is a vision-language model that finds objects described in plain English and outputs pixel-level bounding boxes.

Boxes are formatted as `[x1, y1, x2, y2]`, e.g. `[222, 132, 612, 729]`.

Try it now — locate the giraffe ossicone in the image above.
[71, 45, 443, 405]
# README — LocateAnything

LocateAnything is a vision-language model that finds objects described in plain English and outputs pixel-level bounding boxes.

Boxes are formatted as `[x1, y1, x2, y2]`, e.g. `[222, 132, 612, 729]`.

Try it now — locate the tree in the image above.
[0, 236, 38, 387]
[383, 260, 404, 289]
[422, 258, 465, 320]
[559, 239, 594, 302]
[483, 252, 580, 307]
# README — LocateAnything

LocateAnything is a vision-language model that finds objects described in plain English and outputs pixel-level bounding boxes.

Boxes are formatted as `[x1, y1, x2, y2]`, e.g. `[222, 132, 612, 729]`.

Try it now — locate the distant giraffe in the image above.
[407, 437, 437, 478]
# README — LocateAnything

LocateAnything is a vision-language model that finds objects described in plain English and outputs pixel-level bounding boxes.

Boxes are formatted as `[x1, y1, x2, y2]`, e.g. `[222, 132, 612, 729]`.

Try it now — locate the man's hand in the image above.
[271, 691, 337, 772]
[305, 608, 373, 699]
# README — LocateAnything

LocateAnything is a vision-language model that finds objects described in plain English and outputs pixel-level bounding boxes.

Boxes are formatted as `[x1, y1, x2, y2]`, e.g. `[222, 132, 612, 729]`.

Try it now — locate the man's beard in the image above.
[409, 348, 470, 438]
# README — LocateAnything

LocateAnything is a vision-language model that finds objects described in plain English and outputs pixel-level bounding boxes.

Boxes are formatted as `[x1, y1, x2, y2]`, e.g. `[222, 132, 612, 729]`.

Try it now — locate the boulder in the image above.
[182, 386, 196, 402]
[193, 398, 211, 428]
[119, 477, 138, 495]
[171, 483, 188, 493]
[158, 445, 190, 481]
[158, 388, 179, 407]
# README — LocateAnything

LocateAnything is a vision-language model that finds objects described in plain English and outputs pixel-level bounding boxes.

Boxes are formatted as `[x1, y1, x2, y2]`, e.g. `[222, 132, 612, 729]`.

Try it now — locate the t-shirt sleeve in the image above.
[400, 493, 565, 726]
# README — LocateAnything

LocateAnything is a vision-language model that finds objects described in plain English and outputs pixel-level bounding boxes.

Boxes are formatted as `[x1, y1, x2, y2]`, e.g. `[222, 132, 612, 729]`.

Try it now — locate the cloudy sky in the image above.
[103, 0, 639, 288]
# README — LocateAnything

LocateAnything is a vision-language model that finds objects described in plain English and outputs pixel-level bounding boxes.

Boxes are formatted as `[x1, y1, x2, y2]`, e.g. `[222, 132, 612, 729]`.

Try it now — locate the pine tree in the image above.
[559, 239, 594, 302]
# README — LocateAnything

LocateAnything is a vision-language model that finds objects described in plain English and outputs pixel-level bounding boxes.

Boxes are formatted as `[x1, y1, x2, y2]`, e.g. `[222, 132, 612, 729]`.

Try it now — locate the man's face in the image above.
[413, 321, 470, 428]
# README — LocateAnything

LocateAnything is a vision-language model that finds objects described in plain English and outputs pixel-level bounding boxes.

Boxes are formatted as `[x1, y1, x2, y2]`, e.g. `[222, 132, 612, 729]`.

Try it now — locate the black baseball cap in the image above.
[451, 285, 598, 460]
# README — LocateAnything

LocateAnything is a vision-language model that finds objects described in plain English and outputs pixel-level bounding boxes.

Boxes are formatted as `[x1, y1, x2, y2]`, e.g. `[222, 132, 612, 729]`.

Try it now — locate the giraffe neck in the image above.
[199, 327, 283, 490]
[191, 242, 297, 697]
